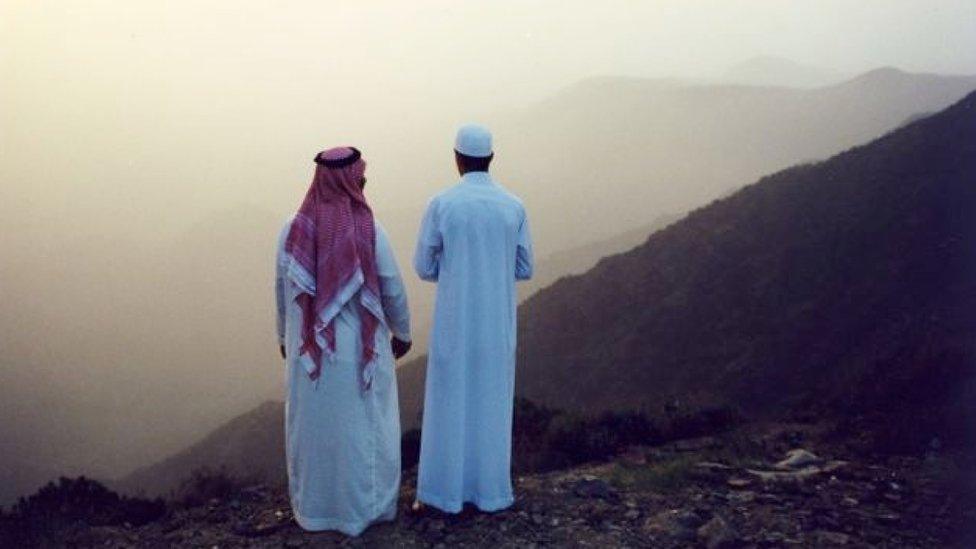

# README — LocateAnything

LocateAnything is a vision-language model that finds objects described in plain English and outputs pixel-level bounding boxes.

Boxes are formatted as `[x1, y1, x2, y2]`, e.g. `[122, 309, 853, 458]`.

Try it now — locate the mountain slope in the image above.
[115, 401, 285, 497]
[506, 68, 976, 253]
[518, 214, 681, 301]
[515, 91, 976, 450]
[396, 220, 681, 430]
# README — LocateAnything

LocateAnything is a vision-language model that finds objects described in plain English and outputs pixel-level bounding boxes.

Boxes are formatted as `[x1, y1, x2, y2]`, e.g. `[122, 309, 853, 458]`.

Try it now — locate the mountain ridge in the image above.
[514, 89, 976, 451]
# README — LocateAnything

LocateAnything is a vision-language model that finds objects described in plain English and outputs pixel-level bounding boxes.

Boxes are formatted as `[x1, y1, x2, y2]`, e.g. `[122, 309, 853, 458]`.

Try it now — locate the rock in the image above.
[697, 515, 738, 549]
[820, 461, 848, 474]
[571, 478, 616, 500]
[775, 449, 824, 470]
[698, 461, 734, 471]
[747, 459, 846, 483]
[746, 467, 818, 482]
[727, 477, 752, 489]
[692, 462, 735, 482]
[642, 509, 703, 541]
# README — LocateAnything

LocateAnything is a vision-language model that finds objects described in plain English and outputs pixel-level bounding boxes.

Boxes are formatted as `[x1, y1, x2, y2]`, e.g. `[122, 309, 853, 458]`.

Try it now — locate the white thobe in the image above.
[275, 218, 410, 536]
[413, 171, 533, 513]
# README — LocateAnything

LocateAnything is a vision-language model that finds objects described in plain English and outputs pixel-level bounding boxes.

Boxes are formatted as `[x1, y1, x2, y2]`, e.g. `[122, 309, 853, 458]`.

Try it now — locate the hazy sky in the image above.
[3, 0, 975, 224]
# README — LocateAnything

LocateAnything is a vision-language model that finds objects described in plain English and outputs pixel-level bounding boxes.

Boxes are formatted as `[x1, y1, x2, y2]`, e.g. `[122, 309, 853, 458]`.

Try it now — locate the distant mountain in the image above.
[721, 56, 847, 88]
[514, 91, 976, 450]
[505, 68, 976, 254]
[115, 401, 284, 498]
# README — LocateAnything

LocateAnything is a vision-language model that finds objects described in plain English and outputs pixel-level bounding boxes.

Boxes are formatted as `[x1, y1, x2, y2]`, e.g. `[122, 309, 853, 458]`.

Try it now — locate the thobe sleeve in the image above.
[515, 209, 534, 281]
[375, 223, 412, 342]
[274, 222, 290, 346]
[413, 198, 443, 282]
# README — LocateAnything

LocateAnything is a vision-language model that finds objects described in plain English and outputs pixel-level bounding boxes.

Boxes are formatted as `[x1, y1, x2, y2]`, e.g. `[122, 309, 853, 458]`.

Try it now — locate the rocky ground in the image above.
[35, 425, 976, 548]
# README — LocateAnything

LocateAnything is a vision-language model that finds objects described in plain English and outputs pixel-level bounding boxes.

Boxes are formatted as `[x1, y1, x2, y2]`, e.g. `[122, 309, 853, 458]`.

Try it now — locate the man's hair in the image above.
[456, 151, 493, 172]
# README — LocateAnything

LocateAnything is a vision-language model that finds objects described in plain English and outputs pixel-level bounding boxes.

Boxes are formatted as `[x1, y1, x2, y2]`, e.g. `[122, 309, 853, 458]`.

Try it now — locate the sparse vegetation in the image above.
[173, 466, 254, 507]
[398, 398, 741, 476]
[0, 476, 166, 545]
[511, 398, 739, 472]
[608, 456, 698, 493]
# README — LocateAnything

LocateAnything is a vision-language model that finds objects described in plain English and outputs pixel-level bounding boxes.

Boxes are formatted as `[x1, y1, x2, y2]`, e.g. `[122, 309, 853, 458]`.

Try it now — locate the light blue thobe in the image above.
[413, 171, 533, 513]
[275, 218, 410, 536]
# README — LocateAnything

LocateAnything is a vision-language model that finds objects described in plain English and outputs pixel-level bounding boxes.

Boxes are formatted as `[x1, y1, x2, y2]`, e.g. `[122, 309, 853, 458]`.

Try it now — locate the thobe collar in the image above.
[460, 171, 493, 185]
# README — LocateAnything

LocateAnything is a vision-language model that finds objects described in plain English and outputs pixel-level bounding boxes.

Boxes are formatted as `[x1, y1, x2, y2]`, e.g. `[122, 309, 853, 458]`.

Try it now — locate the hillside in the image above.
[115, 402, 285, 498]
[518, 214, 681, 300]
[514, 90, 976, 451]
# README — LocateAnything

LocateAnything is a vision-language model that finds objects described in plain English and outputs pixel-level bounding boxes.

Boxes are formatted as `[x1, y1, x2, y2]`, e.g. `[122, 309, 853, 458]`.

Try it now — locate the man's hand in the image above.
[391, 337, 412, 360]
[279, 344, 286, 359]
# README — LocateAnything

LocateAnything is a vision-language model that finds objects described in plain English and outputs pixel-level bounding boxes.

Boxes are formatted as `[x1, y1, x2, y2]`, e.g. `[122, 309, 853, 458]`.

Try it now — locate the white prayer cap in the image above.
[454, 124, 493, 158]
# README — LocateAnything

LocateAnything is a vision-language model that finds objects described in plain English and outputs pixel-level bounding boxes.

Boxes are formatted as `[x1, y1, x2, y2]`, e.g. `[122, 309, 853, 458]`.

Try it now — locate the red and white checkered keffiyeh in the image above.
[284, 147, 382, 388]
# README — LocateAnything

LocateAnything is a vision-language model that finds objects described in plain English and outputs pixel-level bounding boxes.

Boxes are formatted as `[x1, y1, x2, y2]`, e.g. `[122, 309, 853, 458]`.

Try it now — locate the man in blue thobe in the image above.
[413, 124, 533, 513]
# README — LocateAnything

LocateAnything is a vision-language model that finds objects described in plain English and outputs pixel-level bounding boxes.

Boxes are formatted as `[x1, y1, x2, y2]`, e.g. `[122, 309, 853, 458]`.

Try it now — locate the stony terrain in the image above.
[39, 425, 975, 548]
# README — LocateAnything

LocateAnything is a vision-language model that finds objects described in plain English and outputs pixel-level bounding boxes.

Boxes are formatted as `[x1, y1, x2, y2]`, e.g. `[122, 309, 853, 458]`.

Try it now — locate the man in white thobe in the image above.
[413, 124, 533, 513]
